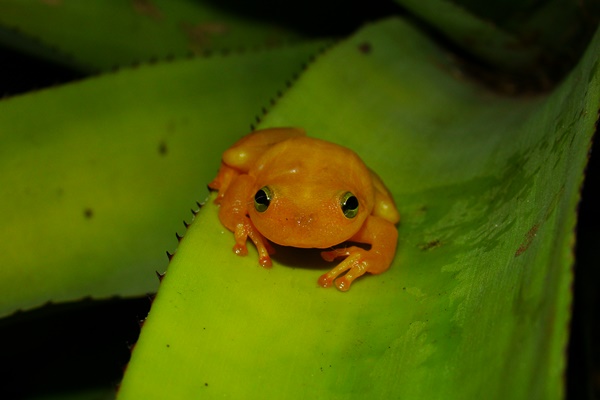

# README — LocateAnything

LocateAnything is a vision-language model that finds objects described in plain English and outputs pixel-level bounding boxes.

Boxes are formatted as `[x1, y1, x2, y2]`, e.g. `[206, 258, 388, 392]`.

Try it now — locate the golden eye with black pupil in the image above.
[341, 192, 359, 218]
[254, 187, 271, 212]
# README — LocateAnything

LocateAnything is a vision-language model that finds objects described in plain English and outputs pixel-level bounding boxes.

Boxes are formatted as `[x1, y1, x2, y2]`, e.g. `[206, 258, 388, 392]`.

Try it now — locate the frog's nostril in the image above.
[294, 213, 315, 227]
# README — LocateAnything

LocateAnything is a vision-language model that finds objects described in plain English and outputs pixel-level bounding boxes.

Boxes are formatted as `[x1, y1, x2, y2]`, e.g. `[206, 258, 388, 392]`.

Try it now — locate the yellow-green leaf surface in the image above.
[0, 0, 305, 71]
[0, 40, 327, 317]
[118, 18, 600, 399]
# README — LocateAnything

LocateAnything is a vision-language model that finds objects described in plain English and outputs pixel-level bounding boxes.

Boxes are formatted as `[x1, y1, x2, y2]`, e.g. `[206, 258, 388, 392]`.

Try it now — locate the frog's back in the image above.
[252, 136, 371, 183]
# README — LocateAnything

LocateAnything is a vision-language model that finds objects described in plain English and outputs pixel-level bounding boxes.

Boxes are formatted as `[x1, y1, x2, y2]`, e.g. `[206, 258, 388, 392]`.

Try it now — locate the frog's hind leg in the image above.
[319, 215, 398, 291]
[318, 247, 367, 292]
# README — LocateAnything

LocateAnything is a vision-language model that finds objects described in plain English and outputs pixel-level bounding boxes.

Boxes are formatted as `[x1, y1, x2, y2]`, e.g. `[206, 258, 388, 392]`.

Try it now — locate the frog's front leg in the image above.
[208, 163, 239, 205]
[318, 215, 398, 291]
[215, 174, 275, 267]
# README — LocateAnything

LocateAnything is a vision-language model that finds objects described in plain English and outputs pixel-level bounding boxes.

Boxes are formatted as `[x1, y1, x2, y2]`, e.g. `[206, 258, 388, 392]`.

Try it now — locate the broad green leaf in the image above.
[0, 40, 328, 317]
[118, 17, 600, 399]
[0, 0, 305, 71]
[394, 0, 599, 73]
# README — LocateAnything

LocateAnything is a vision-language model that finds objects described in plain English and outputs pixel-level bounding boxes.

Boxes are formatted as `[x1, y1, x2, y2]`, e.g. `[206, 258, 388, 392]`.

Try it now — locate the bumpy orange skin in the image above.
[208, 127, 399, 291]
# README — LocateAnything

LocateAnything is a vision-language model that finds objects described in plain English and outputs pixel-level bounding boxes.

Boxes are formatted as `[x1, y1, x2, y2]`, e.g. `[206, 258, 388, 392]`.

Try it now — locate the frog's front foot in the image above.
[232, 221, 275, 268]
[232, 243, 248, 256]
[318, 247, 370, 291]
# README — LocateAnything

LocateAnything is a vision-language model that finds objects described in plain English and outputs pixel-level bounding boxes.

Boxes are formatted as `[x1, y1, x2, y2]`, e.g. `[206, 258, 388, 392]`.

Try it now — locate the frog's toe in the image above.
[317, 273, 334, 288]
[317, 271, 354, 291]
[232, 243, 248, 256]
[334, 265, 367, 291]
[258, 255, 272, 268]
[334, 276, 352, 292]
[318, 252, 362, 289]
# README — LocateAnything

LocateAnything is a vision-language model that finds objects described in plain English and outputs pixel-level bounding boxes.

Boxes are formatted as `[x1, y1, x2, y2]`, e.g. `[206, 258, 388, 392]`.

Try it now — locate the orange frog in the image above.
[208, 127, 399, 291]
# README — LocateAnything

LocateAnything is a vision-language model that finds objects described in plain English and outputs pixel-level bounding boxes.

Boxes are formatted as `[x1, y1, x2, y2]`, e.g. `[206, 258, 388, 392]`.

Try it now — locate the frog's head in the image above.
[247, 178, 373, 249]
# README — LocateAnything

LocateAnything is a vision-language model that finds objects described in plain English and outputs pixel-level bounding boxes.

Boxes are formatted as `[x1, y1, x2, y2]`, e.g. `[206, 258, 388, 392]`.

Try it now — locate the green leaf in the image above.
[0, 40, 328, 317]
[0, 0, 305, 71]
[394, 0, 599, 74]
[118, 17, 600, 399]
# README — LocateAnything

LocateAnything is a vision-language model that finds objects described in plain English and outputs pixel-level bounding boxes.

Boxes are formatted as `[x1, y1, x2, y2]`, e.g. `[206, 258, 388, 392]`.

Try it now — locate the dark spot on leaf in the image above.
[133, 0, 163, 20]
[515, 224, 539, 256]
[358, 42, 372, 54]
[158, 140, 167, 156]
[166, 344, 170, 348]
[205, 383, 209, 387]
[419, 240, 441, 250]
[83, 208, 93, 219]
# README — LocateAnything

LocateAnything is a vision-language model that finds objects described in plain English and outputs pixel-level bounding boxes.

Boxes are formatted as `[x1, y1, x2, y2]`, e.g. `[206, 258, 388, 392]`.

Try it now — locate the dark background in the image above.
[0, 3, 598, 398]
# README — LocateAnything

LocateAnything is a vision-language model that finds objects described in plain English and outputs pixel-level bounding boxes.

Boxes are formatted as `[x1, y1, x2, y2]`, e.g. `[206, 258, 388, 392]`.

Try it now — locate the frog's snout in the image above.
[293, 213, 315, 228]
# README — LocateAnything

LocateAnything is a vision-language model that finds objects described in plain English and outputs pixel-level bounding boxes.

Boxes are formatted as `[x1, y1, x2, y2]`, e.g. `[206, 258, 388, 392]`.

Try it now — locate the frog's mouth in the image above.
[256, 218, 361, 249]
[266, 235, 351, 249]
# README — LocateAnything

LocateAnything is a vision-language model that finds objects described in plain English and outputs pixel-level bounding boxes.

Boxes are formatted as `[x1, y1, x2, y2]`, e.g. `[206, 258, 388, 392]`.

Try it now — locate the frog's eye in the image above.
[254, 187, 272, 212]
[341, 192, 359, 219]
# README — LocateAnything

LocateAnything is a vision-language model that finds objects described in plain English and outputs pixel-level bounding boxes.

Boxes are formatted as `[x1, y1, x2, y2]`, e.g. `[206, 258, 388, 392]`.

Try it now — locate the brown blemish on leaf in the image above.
[419, 240, 442, 251]
[515, 224, 539, 256]
[514, 186, 564, 257]
[158, 140, 168, 156]
[132, 0, 163, 20]
[182, 22, 229, 54]
[358, 42, 372, 54]
[83, 208, 94, 219]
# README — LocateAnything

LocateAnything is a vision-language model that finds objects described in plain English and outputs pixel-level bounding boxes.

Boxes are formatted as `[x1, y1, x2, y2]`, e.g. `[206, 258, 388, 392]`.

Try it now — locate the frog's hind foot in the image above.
[318, 248, 367, 291]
